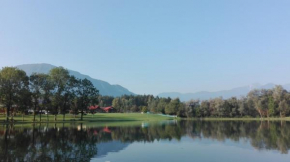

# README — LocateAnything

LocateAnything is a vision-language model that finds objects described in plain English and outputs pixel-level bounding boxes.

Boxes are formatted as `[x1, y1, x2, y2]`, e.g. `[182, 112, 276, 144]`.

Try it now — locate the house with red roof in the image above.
[88, 105, 116, 113]
[88, 105, 105, 113]
[102, 106, 116, 113]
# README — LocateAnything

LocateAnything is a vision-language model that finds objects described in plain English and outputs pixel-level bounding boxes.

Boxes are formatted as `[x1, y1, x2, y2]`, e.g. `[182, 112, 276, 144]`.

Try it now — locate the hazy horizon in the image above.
[1, 0, 290, 95]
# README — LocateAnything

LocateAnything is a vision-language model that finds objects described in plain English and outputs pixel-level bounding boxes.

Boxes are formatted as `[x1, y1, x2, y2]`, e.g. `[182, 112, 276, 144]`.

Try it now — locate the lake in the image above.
[1, 120, 290, 162]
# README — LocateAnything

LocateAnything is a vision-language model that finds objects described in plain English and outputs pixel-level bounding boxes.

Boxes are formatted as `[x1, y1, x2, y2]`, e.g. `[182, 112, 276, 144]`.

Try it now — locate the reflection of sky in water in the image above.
[92, 136, 290, 162]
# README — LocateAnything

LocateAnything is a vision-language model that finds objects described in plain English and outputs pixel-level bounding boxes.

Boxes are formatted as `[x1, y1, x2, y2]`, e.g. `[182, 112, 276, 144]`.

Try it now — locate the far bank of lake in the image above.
[1, 113, 290, 126]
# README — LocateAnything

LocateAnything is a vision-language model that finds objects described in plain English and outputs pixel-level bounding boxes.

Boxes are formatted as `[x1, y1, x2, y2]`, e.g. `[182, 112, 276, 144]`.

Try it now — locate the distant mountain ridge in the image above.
[16, 63, 134, 97]
[158, 83, 290, 101]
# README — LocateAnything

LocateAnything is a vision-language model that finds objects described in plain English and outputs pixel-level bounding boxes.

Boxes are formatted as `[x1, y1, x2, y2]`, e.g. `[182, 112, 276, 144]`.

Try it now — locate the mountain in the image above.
[158, 83, 290, 101]
[16, 63, 134, 97]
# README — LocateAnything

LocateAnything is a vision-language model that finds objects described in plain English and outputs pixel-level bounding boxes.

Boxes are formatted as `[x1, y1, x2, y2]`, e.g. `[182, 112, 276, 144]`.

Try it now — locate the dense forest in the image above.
[1, 66, 290, 121]
[103, 85, 290, 118]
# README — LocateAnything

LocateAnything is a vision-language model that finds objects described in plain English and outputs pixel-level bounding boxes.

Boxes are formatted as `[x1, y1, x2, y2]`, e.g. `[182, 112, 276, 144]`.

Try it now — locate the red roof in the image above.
[102, 106, 113, 111]
[88, 105, 100, 110]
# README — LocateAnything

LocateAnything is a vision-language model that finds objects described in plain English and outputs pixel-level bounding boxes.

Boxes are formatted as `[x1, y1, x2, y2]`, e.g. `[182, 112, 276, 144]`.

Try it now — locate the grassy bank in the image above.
[2, 113, 289, 127]
[0, 113, 174, 124]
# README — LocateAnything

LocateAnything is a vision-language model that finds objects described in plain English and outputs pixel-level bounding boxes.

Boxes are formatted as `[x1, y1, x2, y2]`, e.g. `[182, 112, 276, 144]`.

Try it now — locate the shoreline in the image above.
[0, 113, 174, 124]
[1, 113, 290, 125]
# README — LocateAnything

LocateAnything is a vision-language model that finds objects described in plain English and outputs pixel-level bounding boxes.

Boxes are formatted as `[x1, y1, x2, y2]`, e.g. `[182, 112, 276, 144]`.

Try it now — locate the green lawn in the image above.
[2, 113, 289, 128]
[0, 113, 174, 124]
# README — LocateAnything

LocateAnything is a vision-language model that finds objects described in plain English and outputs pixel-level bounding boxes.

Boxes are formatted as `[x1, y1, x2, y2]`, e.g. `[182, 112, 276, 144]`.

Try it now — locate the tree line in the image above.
[107, 85, 290, 118]
[1, 66, 290, 121]
[0, 67, 99, 122]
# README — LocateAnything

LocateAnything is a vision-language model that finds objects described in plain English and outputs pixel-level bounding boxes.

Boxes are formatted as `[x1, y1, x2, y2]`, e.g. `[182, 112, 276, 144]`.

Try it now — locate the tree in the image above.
[273, 85, 287, 117]
[29, 73, 49, 121]
[112, 98, 121, 112]
[98, 96, 114, 107]
[273, 85, 285, 102]
[185, 100, 199, 118]
[177, 102, 186, 117]
[248, 89, 265, 118]
[0, 67, 29, 122]
[228, 97, 239, 117]
[278, 99, 289, 117]
[40, 74, 54, 121]
[49, 67, 70, 121]
[17, 87, 32, 121]
[61, 76, 78, 121]
[238, 97, 247, 117]
[76, 78, 99, 121]
[209, 99, 218, 117]
[165, 98, 181, 115]
[246, 96, 258, 117]
[141, 106, 148, 113]
[268, 96, 275, 117]
[69, 98, 77, 118]
[148, 98, 158, 113]
[200, 100, 210, 117]
[214, 97, 225, 117]
[157, 98, 170, 114]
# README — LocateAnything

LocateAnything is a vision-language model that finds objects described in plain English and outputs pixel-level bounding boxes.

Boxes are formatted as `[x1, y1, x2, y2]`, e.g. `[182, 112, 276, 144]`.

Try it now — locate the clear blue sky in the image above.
[1, 0, 290, 95]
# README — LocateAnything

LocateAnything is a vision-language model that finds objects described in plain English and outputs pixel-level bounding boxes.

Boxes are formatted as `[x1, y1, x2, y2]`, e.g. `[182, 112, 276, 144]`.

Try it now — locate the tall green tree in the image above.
[238, 97, 247, 117]
[76, 78, 99, 121]
[148, 98, 158, 113]
[273, 85, 287, 117]
[228, 97, 239, 117]
[214, 97, 226, 117]
[185, 100, 199, 118]
[49, 67, 70, 121]
[61, 76, 78, 121]
[112, 98, 121, 112]
[278, 99, 289, 117]
[40, 74, 53, 121]
[98, 96, 114, 107]
[17, 86, 32, 121]
[165, 98, 181, 115]
[157, 98, 170, 114]
[30, 73, 50, 121]
[0, 67, 29, 122]
[200, 100, 210, 117]
[248, 89, 265, 118]
[268, 96, 275, 117]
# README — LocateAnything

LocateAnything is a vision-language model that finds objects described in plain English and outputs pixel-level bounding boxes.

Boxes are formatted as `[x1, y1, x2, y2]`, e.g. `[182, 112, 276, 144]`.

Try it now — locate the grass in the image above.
[2, 113, 289, 128]
[2, 113, 290, 123]
[0, 113, 174, 124]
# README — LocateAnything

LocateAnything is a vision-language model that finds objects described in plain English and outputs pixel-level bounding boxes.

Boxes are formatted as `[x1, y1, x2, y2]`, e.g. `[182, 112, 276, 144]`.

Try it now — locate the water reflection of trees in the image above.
[0, 124, 98, 162]
[184, 121, 290, 154]
[0, 121, 290, 161]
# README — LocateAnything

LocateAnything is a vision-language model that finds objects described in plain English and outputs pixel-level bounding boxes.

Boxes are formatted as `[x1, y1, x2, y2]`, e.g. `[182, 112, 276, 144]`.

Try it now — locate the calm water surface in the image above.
[1, 120, 290, 162]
